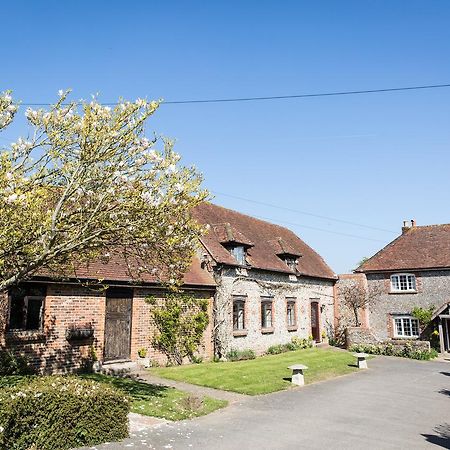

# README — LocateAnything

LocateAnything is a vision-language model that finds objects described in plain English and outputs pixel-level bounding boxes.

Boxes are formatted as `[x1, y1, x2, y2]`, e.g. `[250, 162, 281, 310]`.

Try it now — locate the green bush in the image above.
[290, 336, 314, 350]
[267, 344, 285, 355]
[0, 350, 35, 376]
[226, 348, 256, 361]
[0, 376, 130, 450]
[349, 343, 438, 361]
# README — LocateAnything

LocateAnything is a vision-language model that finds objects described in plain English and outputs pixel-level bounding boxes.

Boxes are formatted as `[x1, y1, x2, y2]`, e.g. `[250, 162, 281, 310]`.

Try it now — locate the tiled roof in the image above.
[193, 202, 336, 280]
[356, 224, 450, 273]
[38, 253, 215, 287]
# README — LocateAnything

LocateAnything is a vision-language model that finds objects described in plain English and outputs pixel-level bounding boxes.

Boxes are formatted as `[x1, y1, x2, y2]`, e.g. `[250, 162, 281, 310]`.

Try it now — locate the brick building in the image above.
[1, 256, 215, 373]
[1, 202, 338, 372]
[193, 203, 337, 358]
[354, 220, 450, 353]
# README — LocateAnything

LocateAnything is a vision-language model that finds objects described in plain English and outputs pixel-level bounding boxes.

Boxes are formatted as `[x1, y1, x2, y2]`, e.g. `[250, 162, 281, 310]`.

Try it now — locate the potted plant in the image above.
[137, 348, 151, 368]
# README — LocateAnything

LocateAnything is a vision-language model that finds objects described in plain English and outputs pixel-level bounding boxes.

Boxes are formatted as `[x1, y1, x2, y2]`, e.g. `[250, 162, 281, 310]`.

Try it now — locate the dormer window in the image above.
[230, 246, 246, 265]
[284, 256, 297, 271]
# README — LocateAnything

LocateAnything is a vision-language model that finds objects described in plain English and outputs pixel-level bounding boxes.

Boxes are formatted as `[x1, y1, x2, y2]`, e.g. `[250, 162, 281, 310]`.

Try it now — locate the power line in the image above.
[254, 214, 388, 243]
[18, 83, 450, 107]
[212, 191, 397, 234]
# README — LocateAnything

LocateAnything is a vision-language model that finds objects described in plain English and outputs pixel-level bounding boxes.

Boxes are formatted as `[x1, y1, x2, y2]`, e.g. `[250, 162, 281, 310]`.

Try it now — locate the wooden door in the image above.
[104, 288, 133, 362]
[310, 301, 320, 342]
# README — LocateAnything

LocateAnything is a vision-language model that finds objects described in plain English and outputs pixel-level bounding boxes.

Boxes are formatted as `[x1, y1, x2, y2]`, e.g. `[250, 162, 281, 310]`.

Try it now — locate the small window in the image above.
[284, 257, 297, 271]
[261, 300, 273, 329]
[390, 274, 416, 292]
[233, 298, 245, 330]
[230, 246, 246, 265]
[393, 316, 419, 338]
[8, 284, 46, 331]
[286, 300, 296, 327]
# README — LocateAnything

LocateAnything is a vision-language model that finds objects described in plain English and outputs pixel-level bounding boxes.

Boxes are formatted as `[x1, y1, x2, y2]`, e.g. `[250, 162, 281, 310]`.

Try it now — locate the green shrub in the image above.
[226, 348, 256, 361]
[267, 344, 285, 355]
[0, 376, 130, 450]
[0, 350, 35, 376]
[349, 343, 438, 361]
[291, 336, 314, 350]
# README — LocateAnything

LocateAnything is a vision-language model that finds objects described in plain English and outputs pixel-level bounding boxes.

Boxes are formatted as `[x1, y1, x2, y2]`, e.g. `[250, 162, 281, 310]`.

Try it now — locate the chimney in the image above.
[411, 219, 416, 227]
[402, 220, 410, 234]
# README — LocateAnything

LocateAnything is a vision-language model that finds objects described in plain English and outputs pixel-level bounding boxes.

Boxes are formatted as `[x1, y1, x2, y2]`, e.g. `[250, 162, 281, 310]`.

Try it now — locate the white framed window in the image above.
[284, 257, 297, 271]
[390, 274, 416, 292]
[393, 316, 420, 338]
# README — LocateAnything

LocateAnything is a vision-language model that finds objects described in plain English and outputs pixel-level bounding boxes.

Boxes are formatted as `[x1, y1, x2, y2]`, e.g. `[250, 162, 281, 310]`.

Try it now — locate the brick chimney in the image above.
[402, 219, 416, 234]
[402, 220, 410, 234]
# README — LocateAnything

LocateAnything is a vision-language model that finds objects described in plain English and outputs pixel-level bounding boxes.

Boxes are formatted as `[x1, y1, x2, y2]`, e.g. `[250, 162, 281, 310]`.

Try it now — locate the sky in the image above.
[2, 1, 450, 274]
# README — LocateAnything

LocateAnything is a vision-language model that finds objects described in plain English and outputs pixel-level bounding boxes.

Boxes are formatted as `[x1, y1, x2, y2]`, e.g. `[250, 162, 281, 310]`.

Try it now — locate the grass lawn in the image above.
[0, 374, 227, 421]
[152, 347, 359, 395]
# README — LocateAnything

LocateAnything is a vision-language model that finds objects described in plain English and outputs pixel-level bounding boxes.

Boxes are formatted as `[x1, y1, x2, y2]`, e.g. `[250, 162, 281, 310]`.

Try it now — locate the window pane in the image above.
[407, 275, 416, 290]
[26, 298, 43, 330]
[233, 301, 245, 330]
[399, 275, 408, 290]
[231, 246, 245, 265]
[287, 302, 295, 326]
[391, 276, 400, 291]
[261, 302, 272, 328]
[403, 318, 411, 336]
[395, 318, 402, 336]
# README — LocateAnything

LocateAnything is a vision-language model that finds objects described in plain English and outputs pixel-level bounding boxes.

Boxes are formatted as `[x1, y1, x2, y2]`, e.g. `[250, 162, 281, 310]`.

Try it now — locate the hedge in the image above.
[0, 376, 130, 450]
[349, 342, 438, 360]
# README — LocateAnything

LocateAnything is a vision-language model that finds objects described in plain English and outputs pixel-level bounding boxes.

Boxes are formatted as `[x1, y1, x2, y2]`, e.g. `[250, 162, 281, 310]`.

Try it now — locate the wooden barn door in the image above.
[104, 288, 133, 362]
[310, 301, 320, 343]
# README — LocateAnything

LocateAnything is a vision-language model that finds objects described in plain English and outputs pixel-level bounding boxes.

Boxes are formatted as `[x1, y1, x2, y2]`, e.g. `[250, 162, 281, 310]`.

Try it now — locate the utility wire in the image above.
[254, 214, 388, 243]
[18, 83, 450, 106]
[212, 191, 397, 234]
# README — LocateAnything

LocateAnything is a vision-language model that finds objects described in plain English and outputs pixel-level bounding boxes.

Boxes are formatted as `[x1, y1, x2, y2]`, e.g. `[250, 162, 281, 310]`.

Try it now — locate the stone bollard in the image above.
[288, 364, 309, 386]
[353, 353, 368, 369]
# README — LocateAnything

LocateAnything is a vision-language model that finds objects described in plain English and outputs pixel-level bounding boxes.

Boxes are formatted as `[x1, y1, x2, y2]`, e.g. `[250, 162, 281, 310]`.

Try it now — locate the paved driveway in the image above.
[89, 357, 450, 449]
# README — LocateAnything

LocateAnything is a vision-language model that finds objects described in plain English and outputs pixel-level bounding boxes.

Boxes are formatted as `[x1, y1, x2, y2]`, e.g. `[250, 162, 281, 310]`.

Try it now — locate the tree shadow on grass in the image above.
[422, 423, 450, 449]
[81, 373, 169, 400]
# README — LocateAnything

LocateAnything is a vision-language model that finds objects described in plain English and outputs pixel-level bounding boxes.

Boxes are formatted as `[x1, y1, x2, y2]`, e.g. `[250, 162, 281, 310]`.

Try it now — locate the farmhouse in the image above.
[193, 203, 337, 358]
[1, 202, 337, 372]
[354, 220, 450, 353]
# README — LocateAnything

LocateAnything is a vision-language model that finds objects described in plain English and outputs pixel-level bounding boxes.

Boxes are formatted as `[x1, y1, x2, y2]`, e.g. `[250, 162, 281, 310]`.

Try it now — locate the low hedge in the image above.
[267, 337, 314, 355]
[226, 348, 256, 361]
[349, 342, 438, 360]
[0, 376, 130, 450]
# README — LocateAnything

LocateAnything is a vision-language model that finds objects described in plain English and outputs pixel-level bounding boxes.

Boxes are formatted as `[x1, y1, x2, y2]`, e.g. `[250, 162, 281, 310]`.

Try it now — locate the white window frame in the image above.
[390, 273, 417, 292]
[286, 298, 297, 327]
[393, 315, 420, 338]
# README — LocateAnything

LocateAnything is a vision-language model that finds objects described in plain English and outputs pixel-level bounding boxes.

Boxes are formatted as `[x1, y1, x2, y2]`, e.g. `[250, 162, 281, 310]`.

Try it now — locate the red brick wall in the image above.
[1, 283, 214, 373]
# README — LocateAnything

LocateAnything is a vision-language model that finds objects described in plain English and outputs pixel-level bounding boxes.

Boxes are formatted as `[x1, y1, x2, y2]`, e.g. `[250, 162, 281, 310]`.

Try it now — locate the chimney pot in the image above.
[411, 219, 416, 227]
[402, 220, 411, 234]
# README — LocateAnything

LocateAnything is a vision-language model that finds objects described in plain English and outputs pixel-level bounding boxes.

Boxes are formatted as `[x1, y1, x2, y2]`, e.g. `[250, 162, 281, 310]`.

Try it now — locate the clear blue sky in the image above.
[2, 1, 450, 274]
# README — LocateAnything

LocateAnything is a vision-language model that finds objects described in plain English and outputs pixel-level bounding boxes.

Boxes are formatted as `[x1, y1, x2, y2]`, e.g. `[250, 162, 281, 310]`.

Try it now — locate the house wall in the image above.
[213, 267, 335, 357]
[1, 283, 214, 373]
[365, 270, 450, 341]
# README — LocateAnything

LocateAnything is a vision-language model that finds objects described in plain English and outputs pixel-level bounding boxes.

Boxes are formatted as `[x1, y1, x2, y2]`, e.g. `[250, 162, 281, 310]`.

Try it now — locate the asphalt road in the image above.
[85, 356, 450, 450]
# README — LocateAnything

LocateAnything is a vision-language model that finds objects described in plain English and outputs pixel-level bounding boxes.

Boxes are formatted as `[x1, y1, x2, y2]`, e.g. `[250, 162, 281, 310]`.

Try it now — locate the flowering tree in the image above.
[0, 90, 208, 293]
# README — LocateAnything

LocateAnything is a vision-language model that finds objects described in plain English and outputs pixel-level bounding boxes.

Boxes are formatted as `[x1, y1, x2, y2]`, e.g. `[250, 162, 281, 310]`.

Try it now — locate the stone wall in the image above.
[213, 267, 335, 357]
[365, 270, 450, 341]
[345, 326, 379, 347]
[1, 283, 214, 373]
